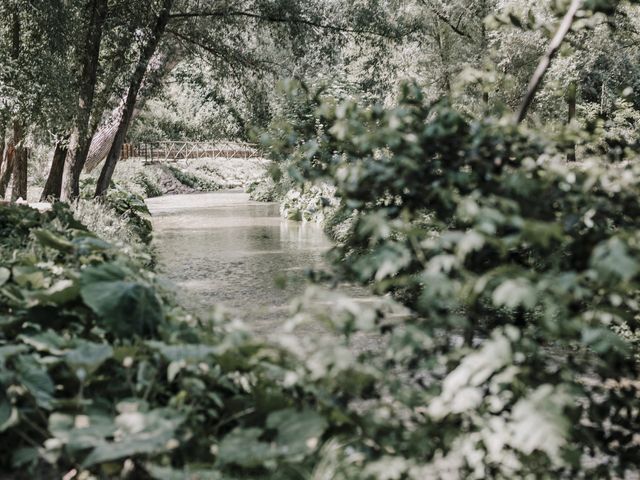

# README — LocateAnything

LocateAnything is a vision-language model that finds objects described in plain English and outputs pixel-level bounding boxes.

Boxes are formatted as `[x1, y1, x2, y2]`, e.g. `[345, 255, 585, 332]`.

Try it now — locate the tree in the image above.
[60, 0, 109, 201]
[95, 0, 174, 196]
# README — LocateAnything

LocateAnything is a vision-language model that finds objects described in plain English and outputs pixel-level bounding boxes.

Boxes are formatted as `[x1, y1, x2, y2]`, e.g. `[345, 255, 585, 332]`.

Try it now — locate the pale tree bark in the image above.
[60, 0, 108, 201]
[95, 0, 175, 196]
[516, 0, 582, 124]
[84, 52, 180, 173]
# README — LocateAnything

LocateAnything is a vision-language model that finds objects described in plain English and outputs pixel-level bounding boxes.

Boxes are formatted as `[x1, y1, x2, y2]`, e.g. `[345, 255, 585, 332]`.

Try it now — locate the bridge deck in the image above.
[121, 141, 262, 162]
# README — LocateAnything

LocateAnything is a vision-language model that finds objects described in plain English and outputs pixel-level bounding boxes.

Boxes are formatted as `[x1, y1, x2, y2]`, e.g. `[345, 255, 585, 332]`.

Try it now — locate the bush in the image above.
[262, 82, 640, 478]
[0, 203, 342, 478]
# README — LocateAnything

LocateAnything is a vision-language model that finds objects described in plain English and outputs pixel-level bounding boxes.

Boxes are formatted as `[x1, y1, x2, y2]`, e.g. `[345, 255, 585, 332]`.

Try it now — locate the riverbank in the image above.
[0, 191, 349, 478]
[23, 156, 269, 203]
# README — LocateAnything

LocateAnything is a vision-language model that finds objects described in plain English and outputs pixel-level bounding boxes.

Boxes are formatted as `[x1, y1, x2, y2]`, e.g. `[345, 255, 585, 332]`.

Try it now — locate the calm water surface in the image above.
[146, 191, 332, 332]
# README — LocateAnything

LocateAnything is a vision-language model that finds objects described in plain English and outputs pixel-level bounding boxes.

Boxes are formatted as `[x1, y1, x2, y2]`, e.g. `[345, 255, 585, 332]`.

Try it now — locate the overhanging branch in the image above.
[516, 0, 582, 124]
[169, 8, 404, 39]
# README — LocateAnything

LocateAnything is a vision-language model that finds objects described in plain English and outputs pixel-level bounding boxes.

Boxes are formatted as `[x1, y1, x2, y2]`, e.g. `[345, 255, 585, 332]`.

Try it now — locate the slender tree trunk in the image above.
[85, 53, 180, 173]
[2, 7, 25, 202]
[95, 0, 174, 197]
[0, 122, 6, 175]
[60, 0, 108, 201]
[566, 81, 577, 162]
[434, 17, 452, 96]
[0, 145, 14, 200]
[516, 0, 582, 124]
[41, 139, 68, 201]
[10, 121, 27, 201]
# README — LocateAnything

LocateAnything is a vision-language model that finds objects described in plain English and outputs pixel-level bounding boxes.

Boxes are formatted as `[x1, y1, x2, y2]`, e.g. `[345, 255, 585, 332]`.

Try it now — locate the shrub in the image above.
[263, 83, 640, 478]
[0, 204, 339, 478]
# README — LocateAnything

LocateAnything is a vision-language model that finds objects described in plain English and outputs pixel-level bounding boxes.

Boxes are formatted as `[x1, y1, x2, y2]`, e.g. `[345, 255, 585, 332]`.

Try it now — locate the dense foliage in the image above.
[0, 203, 344, 478]
[260, 77, 640, 476]
[2, 0, 640, 478]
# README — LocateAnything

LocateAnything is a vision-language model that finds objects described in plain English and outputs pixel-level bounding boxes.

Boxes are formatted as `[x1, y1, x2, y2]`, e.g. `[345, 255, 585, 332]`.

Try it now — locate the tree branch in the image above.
[515, 0, 582, 124]
[169, 8, 404, 39]
[166, 28, 282, 75]
[418, 0, 472, 39]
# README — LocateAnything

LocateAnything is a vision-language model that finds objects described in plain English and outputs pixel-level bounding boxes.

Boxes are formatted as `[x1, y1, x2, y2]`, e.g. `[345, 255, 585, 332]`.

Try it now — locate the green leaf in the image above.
[33, 228, 75, 253]
[0, 267, 10, 287]
[492, 278, 536, 309]
[15, 355, 55, 410]
[0, 389, 18, 433]
[19, 330, 69, 355]
[267, 408, 328, 456]
[82, 409, 184, 467]
[591, 238, 639, 283]
[65, 342, 113, 377]
[581, 328, 630, 355]
[146, 465, 223, 480]
[11, 266, 45, 289]
[30, 279, 80, 306]
[217, 428, 275, 468]
[80, 264, 163, 337]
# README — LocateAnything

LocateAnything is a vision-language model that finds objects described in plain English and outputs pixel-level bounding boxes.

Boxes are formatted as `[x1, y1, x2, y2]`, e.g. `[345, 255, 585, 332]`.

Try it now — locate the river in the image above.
[146, 191, 334, 333]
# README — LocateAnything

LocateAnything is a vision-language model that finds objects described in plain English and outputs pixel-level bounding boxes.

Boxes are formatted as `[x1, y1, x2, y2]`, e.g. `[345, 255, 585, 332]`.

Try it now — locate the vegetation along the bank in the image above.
[2, 0, 640, 478]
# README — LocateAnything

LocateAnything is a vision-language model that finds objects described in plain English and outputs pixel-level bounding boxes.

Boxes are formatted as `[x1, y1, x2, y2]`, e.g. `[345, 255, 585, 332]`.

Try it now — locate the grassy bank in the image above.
[24, 157, 269, 204]
[100, 157, 269, 199]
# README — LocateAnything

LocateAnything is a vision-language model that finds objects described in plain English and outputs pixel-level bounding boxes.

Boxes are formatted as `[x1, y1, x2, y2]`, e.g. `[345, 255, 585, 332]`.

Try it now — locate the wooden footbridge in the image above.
[120, 141, 262, 163]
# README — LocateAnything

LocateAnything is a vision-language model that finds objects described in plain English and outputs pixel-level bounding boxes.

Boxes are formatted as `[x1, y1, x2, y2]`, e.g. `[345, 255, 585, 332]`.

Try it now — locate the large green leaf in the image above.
[65, 341, 113, 377]
[267, 408, 328, 456]
[15, 355, 55, 410]
[0, 389, 18, 433]
[29, 279, 80, 306]
[80, 264, 163, 337]
[0, 267, 10, 287]
[32, 228, 75, 253]
[82, 408, 184, 467]
[217, 428, 275, 468]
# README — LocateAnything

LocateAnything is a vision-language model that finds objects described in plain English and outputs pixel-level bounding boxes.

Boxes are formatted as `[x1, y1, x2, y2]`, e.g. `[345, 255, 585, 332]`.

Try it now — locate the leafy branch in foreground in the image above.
[263, 79, 640, 477]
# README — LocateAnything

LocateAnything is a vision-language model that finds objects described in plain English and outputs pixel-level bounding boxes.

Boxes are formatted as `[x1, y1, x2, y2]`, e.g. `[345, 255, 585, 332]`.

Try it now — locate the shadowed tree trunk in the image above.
[60, 0, 108, 201]
[0, 122, 6, 175]
[2, 7, 27, 201]
[41, 139, 68, 201]
[95, 0, 174, 196]
[0, 144, 15, 200]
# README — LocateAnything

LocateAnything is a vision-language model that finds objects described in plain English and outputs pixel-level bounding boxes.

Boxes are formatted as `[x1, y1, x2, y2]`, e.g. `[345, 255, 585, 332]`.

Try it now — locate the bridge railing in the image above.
[120, 141, 262, 162]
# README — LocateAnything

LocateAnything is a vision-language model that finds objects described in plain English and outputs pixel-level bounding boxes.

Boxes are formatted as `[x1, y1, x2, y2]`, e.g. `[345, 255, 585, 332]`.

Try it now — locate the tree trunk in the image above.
[434, 17, 452, 96]
[95, 0, 174, 197]
[0, 145, 15, 200]
[0, 122, 6, 175]
[41, 140, 68, 201]
[2, 7, 25, 202]
[516, 0, 582, 124]
[10, 121, 27, 201]
[566, 81, 577, 162]
[60, 0, 108, 201]
[84, 52, 180, 173]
